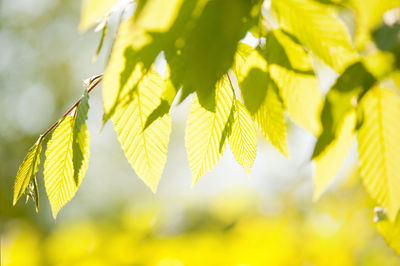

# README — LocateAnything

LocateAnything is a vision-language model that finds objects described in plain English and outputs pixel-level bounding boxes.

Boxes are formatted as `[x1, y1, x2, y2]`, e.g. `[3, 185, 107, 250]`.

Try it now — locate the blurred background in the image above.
[1, 0, 400, 265]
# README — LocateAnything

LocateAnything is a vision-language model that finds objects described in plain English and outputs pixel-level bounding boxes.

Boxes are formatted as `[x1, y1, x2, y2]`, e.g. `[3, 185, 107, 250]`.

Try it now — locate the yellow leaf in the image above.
[79, 0, 117, 32]
[229, 99, 257, 175]
[44, 116, 89, 218]
[313, 110, 356, 201]
[265, 30, 323, 135]
[110, 70, 171, 192]
[186, 76, 234, 184]
[271, 0, 358, 71]
[233, 43, 289, 157]
[102, 0, 182, 120]
[358, 87, 400, 221]
[13, 138, 42, 208]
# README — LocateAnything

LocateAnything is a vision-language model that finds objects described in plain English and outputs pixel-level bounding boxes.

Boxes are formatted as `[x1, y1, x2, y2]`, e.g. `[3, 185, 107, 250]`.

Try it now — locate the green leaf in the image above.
[234, 44, 288, 157]
[144, 77, 178, 130]
[79, 0, 117, 32]
[313, 62, 376, 158]
[103, 0, 261, 120]
[358, 86, 400, 221]
[313, 110, 356, 201]
[102, 0, 183, 122]
[167, 0, 258, 108]
[72, 90, 90, 186]
[271, 0, 358, 71]
[109, 69, 171, 192]
[186, 76, 234, 184]
[263, 30, 323, 135]
[13, 137, 43, 209]
[44, 116, 88, 218]
[253, 80, 288, 158]
[229, 99, 257, 175]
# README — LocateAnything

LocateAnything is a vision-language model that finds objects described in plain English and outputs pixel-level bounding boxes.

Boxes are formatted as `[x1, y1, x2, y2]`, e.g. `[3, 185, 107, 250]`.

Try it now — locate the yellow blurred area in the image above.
[3, 179, 400, 266]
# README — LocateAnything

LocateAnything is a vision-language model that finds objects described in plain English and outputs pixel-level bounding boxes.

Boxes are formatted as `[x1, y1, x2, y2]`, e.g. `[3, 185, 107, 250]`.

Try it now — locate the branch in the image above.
[39, 75, 103, 142]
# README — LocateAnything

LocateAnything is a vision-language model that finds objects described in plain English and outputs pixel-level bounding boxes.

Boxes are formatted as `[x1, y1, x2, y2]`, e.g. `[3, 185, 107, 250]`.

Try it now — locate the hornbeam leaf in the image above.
[264, 30, 323, 136]
[271, 0, 358, 71]
[312, 62, 376, 158]
[229, 99, 257, 175]
[358, 87, 400, 221]
[110, 70, 171, 192]
[234, 44, 288, 157]
[253, 80, 288, 158]
[73, 90, 90, 186]
[102, 0, 182, 122]
[186, 76, 234, 184]
[44, 116, 88, 218]
[13, 137, 43, 207]
[313, 110, 356, 201]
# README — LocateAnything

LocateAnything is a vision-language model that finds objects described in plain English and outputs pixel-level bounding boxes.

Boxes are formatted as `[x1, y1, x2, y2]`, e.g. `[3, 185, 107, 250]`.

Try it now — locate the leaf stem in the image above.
[39, 75, 103, 142]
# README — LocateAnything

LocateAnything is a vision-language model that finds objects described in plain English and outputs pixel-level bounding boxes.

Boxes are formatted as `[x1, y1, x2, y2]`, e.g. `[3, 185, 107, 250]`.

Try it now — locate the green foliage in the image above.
[234, 43, 288, 157]
[229, 99, 257, 175]
[72, 90, 90, 185]
[263, 30, 323, 136]
[12, 0, 400, 253]
[44, 115, 89, 218]
[358, 87, 400, 221]
[108, 69, 171, 192]
[313, 110, 356, 201]
[13, 137, 42, 211]
[312, 62, 376, 158]
[186, 76, 234, 183]
[271, 0, 358, 72]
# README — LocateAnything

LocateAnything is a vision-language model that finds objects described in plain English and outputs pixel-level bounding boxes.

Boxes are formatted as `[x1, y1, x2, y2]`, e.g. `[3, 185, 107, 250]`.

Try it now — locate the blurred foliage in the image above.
[3, 174, 400, 266]
[0, 0, 99, 224]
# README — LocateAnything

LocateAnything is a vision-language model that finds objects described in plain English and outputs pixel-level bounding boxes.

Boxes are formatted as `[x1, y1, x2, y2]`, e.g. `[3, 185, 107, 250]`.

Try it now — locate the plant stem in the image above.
[39, 75, 103, 142]
[226, 72, 236, 97]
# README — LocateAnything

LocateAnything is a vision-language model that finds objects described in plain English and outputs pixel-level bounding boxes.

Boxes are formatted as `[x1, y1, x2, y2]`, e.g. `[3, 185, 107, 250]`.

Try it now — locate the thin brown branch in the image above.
[39, 76, 103, 142]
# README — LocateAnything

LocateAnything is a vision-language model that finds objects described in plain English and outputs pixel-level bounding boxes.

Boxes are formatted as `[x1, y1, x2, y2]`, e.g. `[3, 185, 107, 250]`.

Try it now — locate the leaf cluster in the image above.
[14, 0, 400, 249]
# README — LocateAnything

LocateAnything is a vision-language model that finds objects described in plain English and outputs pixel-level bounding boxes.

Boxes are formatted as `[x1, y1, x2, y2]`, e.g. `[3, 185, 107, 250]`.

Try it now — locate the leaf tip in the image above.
[191, 176, 200, 188]
[12, 196, 17, 206]
[150, 184, 158, 194]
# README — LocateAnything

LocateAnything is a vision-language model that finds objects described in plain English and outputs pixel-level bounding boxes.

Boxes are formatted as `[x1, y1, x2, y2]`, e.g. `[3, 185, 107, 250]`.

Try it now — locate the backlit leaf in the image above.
[13, 138, 43, 208]
[109, 69, 171, 192]
[313, 62, 376, 158]
[358, 86, 400, 221]
[186, 76, 234, 184]
[271, 0, 358, 71]
[264, 30, 323, 135]
[72, 90, 90, 186]
[313, 110, 356, 200]
[44, 116, 88, 218]
[234, 44, 288, 157]
[102, 0, 182, 122]
[229, 99, 257, 175]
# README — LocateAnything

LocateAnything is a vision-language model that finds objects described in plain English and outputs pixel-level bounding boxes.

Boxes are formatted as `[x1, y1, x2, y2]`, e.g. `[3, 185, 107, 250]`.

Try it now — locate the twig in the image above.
[39, 76, 103, 142]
